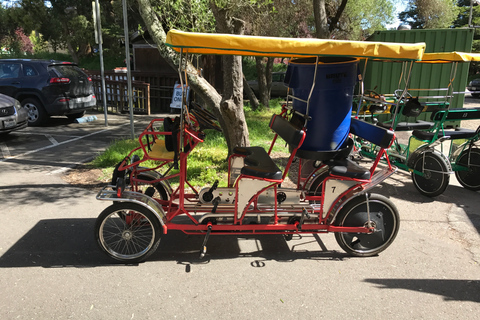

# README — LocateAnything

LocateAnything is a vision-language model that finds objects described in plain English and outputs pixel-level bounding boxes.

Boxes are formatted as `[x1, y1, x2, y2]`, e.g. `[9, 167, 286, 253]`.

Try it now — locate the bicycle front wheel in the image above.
[95, 202, 162, 263]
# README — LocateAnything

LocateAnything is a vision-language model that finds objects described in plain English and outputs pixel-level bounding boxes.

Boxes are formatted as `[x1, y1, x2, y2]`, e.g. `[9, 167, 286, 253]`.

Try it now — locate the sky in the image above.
[387, 0, 408, 29]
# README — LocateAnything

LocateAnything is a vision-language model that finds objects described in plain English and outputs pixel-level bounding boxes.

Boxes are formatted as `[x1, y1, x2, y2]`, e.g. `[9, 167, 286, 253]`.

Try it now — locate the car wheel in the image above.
[472, 93, 480, 98]
[66, 111, 86, 120]
[23, 98, 48, 126]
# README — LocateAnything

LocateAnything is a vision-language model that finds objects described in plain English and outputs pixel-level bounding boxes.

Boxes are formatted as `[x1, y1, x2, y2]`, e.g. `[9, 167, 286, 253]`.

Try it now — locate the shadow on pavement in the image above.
[0, 183, 101, 206]
[375, 169, 480, 235]
[364, 278, 480, 303]
[0, 218, 347, 269]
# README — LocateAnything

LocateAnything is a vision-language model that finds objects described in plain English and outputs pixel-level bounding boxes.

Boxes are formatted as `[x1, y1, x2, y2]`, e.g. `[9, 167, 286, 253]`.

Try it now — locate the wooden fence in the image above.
[87, 70, 179, 114]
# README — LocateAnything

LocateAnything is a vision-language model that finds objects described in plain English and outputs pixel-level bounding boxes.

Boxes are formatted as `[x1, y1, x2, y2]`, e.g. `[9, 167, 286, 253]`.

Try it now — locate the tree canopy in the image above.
[0, 0, 131, 62]
[399, 0, 461, 29]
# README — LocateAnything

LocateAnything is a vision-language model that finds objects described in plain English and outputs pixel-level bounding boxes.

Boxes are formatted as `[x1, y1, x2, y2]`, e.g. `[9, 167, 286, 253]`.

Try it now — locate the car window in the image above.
[23, 65, 38, 77]
[0, 63, 21, 79]
[49, 65, 84, 78]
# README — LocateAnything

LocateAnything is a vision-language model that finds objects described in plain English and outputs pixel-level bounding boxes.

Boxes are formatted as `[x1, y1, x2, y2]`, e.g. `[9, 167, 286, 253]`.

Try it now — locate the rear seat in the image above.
[378, 120, 434, 131]
[412, 107, 480, 141]
[233, 114, 305, 182]
[412, 127, 477, 141]
[327, 118, 396, 180]
[234, 146, 282, 180]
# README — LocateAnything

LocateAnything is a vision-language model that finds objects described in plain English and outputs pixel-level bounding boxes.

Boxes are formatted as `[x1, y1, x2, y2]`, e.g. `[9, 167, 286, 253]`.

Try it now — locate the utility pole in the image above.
[122, 0, 135, 139]
[93, 0, 109, 127]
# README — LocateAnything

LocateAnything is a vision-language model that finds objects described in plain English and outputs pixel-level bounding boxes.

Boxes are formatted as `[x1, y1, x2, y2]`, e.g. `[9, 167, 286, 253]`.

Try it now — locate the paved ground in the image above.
[0, 105, 479, 319]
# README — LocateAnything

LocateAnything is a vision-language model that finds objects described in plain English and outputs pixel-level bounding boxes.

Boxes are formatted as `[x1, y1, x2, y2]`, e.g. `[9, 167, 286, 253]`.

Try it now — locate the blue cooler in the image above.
[285, 57, 359, 153]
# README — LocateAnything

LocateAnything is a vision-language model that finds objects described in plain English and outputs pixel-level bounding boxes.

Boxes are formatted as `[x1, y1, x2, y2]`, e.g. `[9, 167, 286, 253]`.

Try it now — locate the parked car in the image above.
[247, 71, 288, 97]
[0, 93, 28, 135]
[0, 59, 96, 126]
[467, 78, 480, 98]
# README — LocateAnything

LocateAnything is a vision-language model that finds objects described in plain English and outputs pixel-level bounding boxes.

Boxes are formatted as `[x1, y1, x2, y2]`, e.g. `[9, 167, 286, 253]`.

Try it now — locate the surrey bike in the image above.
[94, 29, 426, 262]
[354, 52, 480, 197]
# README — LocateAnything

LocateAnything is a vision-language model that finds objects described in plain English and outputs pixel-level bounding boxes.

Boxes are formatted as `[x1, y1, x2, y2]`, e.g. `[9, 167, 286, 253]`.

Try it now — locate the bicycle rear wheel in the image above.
[455, 147, 480, 191]
[334, 194, 400, 257]
[411, 150, 449, 197]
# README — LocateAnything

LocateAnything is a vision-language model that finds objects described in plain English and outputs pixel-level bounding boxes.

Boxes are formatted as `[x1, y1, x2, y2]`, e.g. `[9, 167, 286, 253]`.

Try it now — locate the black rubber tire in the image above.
[22, 98, 48, 126]
[334, 194, 400, 257]
[95, 202, 162, 263]
[472, 93, 480, 98]
[307, 169, 329, 204]
[411, 150, 450, 197]
[66, 111, 86, 120]
[132, 172, 169, 201]
[454, 147, 480, 191]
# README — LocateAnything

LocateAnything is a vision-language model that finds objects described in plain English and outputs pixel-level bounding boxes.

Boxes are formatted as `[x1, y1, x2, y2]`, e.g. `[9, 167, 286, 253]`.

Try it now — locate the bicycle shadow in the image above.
[0, 218, 348, 269]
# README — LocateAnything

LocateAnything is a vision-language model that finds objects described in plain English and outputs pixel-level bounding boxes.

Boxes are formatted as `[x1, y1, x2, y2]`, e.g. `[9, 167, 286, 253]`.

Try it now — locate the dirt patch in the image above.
[62, 165, 110, 189]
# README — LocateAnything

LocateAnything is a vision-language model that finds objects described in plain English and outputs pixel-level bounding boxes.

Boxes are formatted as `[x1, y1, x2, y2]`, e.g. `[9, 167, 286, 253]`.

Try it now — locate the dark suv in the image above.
[467, 78, 480, 98]
[0, 59, 96, 126]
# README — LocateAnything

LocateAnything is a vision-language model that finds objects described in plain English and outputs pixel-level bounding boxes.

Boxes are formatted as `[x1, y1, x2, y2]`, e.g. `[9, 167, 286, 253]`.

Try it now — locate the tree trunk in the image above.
[265, 57, 274, 98]
[243, 74, 260, 111]
[255, 57, 269, 107]
[65, 39, 79, 64]
[313, 0, 329, 38]
[255, 57, 275, 108]
[136, 0, 250, 154]
[210, 4, 250, 152]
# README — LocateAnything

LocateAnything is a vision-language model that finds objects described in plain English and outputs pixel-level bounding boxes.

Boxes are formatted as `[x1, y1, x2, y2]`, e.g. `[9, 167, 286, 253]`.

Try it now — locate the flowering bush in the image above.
[0, 28, 34, 56]
[14, 28, 34, 54]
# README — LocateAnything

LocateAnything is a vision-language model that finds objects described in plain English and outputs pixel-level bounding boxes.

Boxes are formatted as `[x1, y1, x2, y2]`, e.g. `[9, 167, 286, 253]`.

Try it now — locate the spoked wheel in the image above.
[95, 203, 162, 263]
[411, 150, 450, 197]
[454, 147, 480, 191]
[334, 194, 400, 257]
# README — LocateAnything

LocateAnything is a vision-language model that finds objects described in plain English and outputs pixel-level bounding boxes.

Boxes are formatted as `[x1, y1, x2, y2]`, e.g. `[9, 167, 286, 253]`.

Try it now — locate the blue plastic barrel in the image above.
[285, 57, 359, 152]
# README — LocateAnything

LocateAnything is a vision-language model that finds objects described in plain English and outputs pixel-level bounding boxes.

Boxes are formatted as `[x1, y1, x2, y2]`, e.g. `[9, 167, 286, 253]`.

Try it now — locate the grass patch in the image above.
[90, 101, 288, 188]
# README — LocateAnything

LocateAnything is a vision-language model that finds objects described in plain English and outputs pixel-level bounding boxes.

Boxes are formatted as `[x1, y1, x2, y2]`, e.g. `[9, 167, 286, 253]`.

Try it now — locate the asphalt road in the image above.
[0, 108, 479, 319]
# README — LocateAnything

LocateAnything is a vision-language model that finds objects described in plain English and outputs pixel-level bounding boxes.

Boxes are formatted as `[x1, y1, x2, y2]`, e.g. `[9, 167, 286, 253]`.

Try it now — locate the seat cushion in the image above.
[147, 139, 175, 160]
[412, 128, 477, 141]
[239, 147, 282, 180]
[378, 120, 434, 131]
[327, 158, 371, 180]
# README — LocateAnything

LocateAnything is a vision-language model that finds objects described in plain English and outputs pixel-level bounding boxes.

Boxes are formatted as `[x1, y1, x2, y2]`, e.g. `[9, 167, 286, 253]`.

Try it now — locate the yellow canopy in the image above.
[420, 51, 480, 63]
[166, 29, 426, 61]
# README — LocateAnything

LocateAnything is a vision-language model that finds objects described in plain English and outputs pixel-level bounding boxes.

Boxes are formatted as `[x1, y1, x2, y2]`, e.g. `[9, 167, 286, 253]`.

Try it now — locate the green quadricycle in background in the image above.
[354, 52, 480, 197]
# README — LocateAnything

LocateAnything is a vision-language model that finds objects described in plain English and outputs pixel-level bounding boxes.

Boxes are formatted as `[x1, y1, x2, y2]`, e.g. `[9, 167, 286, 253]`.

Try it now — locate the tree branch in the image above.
[329, 0, 349, 33]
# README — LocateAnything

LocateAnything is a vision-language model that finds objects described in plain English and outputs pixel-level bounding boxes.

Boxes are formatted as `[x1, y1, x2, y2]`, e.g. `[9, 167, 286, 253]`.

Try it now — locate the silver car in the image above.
[0, 93, 28, 135]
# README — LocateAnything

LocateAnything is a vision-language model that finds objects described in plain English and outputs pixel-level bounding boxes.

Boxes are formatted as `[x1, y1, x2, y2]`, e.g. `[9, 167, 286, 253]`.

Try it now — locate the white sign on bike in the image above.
[170, 83, 190, 109]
